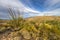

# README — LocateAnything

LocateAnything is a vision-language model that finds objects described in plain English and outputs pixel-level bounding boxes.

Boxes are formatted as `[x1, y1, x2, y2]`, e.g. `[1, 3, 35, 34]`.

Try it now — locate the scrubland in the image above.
[0, 16, 60, 40]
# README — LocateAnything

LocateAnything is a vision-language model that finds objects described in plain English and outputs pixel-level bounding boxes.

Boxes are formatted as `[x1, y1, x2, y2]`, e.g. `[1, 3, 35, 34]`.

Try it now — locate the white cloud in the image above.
[0, 0, 42, 19]
[0, 0, 60, 19]
[41, 8, 60, 16]
[44, 0, 60, 10]
[0, 0, 25, 9]
[0, 0, 41, 14]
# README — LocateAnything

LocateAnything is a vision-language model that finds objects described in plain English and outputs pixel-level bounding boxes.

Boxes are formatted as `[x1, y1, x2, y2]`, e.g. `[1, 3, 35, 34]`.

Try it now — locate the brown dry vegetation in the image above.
[0, 16, 60, 40]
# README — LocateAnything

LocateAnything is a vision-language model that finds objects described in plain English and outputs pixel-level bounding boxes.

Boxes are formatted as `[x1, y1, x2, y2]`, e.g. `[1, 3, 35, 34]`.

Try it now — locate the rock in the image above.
[20, 28, 31, 39]
[13, 37, 20, 40]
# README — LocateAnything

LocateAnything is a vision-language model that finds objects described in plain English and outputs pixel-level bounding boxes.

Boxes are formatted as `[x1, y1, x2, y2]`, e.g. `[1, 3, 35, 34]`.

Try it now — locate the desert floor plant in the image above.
[8, 8, 25, 31]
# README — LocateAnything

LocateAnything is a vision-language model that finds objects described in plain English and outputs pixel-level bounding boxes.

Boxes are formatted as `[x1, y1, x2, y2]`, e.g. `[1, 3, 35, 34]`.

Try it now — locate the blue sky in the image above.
[0, 0, 60, 19]
[20, 0, 60, 11]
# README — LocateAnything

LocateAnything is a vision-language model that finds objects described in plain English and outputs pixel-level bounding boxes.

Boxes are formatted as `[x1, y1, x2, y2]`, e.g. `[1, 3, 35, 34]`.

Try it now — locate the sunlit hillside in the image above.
[0, 16, 60, 40]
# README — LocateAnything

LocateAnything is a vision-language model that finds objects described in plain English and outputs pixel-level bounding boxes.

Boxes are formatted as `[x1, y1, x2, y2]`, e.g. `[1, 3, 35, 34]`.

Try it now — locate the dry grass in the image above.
[0, 8, 60, 40]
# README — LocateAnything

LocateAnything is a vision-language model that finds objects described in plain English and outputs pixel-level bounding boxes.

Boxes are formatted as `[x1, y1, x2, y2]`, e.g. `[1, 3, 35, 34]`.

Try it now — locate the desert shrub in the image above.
[7, 8, 25, 31]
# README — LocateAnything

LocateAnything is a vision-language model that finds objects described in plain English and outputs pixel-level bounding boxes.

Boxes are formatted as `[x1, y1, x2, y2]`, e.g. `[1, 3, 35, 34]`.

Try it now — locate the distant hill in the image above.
[26, 16, 60, 22]
[0, 16, 60, 23]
